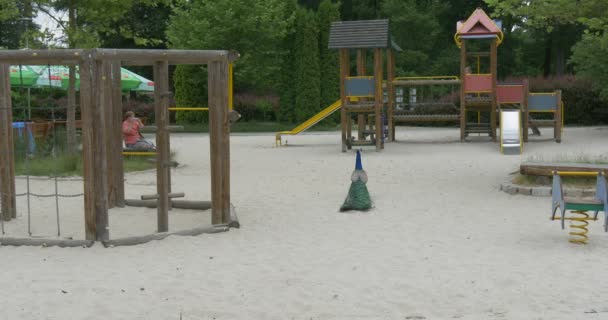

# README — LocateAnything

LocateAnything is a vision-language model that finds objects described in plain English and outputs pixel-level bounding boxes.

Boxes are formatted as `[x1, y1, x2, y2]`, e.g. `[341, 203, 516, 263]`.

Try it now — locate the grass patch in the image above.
[512, 173, 597, 189]
[169, 121, 340, 133]
[15, 153, 162, 177]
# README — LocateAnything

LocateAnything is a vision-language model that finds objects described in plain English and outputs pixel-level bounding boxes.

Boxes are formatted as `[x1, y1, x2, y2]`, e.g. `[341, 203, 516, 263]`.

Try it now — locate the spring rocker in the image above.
[551, 171, 608, 244]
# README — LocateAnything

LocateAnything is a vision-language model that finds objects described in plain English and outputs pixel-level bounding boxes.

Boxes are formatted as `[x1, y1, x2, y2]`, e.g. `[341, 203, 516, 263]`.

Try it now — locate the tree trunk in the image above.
[543, 33, 552, 77]
[553, 27, 566, 77]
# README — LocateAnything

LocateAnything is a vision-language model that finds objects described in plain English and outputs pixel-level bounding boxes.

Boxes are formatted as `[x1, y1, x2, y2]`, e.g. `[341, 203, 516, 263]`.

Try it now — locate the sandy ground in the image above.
[1, 126, 608, 319]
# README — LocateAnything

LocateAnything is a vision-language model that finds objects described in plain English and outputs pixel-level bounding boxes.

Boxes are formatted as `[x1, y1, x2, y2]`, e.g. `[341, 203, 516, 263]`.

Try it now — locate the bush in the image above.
[527, 75, 608, 125]
[122, 97, 155, 123]
[233, 92, 279, 121]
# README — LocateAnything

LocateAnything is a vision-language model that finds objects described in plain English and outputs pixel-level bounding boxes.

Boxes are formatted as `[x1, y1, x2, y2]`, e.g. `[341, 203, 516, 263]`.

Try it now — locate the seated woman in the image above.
[122, 111, 155, 150]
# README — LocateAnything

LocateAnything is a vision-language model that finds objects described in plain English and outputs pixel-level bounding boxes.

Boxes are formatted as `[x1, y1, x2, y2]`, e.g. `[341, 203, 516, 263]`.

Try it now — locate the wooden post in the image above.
[67, 66, 77, 154]
[80, 59, 95, 240]
[153, 60, 170, 232]
[490, 39, 497, 141]
[460, 40, 467, 141]
[346, 117, 352, 148]
[208, 61, 231, 224]
[356, 49, 366, 141]
[0, 64, 16, 221]
[111, 61, 125, 207]
[387, 48, 395, 142]
[373, 48, 383, 151]
[555, 90, 562, 143]
[95, 60, 110, 241]
[101, 61, 117, 208]
[80, 57, 109, 241]
[523, 78, 529, 142]
[339, 49, 349, 152]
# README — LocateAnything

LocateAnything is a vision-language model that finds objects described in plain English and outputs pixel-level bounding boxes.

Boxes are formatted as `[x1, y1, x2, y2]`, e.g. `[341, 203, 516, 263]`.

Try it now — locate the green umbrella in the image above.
[119, 68, 145, 91]
[29, 65, 151, 91]
[121, 68, 154, 92]
[31, 65, 79, 90]
[9, 65, 39, 87]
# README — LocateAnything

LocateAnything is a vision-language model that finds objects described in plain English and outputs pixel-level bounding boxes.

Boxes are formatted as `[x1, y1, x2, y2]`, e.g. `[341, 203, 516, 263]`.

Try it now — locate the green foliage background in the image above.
[2, 0, 607, 125]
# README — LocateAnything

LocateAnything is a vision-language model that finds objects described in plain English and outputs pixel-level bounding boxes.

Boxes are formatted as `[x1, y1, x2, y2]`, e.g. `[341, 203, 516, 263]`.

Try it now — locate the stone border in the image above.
[500, 180, 596, 197]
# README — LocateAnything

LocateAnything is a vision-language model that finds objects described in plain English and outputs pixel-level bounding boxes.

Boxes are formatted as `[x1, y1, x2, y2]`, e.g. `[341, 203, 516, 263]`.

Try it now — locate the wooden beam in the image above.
[460, 40, 467, 141]
[339, 49, 349, 152]
[154, 60, 171, 232]
[520, 162, 608, 177]
[66, 66, 77, 154]
[0, 64, 16, 221]
[80, 60, 95, 240]
[466, 51, 490, 57]
[0, 238, 94, 248]
[101, 61, 116, 208]
[555, 90, 562, 143]
[111, 61, 125, 207]
[140, 192, 185, 200]
[102, 226, 230, 247]
[94, 60, 110, 241]
[80, 58, 109, 241]
[523, 79, 529, 142]
[490, 39, 497, 141]
[356, 49, 367, 141]
[95, 49, 239, 64]
[387, 49, 395, 142]
[392, 79, 461, 86]
[374, 48, 383, 151]
[208, 61, 231, 225]
[125, 199, 212, 210]
[0, 49, 85, 64]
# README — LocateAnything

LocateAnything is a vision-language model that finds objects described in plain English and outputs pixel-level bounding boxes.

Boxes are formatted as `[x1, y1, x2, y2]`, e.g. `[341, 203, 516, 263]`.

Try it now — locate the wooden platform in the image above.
[393, 114, 459, 122]
[520, 162, 608, 177]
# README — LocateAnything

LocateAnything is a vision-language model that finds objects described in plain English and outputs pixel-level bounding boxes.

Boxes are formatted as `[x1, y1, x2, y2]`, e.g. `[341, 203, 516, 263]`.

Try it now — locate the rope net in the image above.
[0, 64, 84, 237]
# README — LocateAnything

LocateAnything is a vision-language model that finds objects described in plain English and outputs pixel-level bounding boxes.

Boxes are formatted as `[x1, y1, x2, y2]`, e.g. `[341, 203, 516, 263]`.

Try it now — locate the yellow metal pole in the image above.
[555, 171, 600, 177]
[122, 152, 157, 156]
[168, 107, 209, 111]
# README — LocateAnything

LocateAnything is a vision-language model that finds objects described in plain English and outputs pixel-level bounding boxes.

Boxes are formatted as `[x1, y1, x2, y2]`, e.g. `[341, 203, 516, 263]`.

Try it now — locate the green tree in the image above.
[317, 0, 340, 110]
[173, 65, 209, 124]
[294, 8, 320, 122]
[278, 0, 299, 122]
[33, 0, 168, 48]
[571, 32, 608, 99]
[167, 0, 292, 92]
[381, 0, 446, 75]
[0, 1, 37, 49]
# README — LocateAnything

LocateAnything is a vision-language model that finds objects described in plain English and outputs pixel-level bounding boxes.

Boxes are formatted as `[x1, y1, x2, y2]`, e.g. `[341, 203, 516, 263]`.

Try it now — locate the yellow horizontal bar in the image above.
[529, 92, 557, 96]
[123, 152, 157, 156]
[394, 76, 459, 80]
[347, 95, 374, 98]
[555, 171, 601, 177]
[168, 107, 209, 111]
[552, 217, 597, 221]
[345, 76, 374, 80]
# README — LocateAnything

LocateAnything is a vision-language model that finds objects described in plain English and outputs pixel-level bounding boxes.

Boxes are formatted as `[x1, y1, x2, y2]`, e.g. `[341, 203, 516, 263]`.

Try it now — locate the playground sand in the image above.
[1, 126, 608, 319]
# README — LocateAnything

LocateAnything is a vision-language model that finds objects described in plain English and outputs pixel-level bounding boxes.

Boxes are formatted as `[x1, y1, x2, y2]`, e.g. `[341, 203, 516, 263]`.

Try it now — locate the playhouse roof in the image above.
[456, 8, 502, 37]
[328, 19, 401, 51]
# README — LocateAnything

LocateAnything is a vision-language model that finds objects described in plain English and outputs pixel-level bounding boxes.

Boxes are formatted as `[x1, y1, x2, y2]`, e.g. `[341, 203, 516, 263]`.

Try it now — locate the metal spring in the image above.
[568, 210, 591, 244]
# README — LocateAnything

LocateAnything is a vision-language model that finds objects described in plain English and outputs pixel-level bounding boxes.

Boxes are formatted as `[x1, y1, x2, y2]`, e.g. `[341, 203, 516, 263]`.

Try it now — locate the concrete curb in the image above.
[500, 181, 596, 197]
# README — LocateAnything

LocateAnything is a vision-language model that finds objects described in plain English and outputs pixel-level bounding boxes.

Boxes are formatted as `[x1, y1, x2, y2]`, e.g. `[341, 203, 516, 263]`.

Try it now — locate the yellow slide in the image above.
[275, 100, 342, 146]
